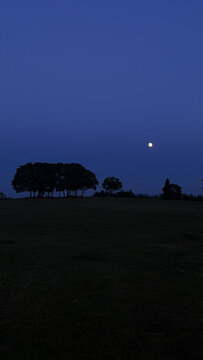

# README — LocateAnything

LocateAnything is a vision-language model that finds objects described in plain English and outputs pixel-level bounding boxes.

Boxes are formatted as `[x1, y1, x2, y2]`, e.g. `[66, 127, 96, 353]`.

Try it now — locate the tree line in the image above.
[12, 162, 99, 198]
[11, 162, 125, 198]
[2, 162, 202, 200]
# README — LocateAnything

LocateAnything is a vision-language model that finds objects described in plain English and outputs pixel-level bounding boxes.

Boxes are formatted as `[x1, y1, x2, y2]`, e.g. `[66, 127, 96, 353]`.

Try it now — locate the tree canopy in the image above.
[102, 177, 122, 194]
[12, 162, 98, 198]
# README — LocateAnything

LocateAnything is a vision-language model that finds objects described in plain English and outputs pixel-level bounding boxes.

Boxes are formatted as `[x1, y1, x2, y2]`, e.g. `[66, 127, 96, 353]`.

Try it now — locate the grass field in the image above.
[0, 198, 203, 360]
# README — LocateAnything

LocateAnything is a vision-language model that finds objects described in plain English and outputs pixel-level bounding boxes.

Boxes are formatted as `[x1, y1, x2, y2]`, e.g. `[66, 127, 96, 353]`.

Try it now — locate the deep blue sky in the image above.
[1, 0, 203, 196]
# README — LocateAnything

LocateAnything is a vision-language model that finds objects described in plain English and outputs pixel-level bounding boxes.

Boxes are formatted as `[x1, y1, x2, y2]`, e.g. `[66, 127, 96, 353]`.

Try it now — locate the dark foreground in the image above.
[0, 198, 203, 360]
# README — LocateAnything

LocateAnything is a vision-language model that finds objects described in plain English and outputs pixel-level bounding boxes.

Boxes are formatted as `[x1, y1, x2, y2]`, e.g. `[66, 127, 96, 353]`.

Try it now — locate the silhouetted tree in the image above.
[162, 178, 182, 200]
[102, 177, 122, 194]
[65, 163, 86, 196]
[0, 192, 6, 199]
[80, 169, 98, 196]
[162, 178, 171, 199]
[12, 163, 35, 197]
[12, 162, 98, 198]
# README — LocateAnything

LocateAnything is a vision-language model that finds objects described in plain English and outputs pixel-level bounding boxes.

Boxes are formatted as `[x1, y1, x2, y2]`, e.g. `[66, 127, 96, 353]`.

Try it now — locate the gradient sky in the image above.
[1, 0, 203, 196]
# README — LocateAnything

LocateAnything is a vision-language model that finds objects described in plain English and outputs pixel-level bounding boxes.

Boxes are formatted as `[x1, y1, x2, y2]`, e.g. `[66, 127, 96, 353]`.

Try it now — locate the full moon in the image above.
[148, 142, 153, 148]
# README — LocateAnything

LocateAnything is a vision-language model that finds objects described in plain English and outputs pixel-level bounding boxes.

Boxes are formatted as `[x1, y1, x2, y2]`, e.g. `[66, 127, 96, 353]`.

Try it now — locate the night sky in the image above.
[1, 0, 203, 197]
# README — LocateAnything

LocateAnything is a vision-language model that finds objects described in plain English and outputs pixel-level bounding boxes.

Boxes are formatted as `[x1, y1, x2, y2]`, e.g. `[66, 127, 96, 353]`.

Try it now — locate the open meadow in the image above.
[0, 198, 203, 360]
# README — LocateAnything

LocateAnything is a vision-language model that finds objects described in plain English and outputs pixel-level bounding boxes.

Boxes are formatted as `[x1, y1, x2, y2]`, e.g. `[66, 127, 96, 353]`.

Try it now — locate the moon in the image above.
[148, 142, 153, 148]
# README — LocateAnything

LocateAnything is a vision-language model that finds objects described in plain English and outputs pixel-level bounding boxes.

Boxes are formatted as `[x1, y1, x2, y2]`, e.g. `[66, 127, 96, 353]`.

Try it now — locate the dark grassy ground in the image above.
[0, 198, 203, 360]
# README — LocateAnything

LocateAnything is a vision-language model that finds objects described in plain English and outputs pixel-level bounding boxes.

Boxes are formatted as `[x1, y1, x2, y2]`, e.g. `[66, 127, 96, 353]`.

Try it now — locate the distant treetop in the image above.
[102, 177, 122, 194]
